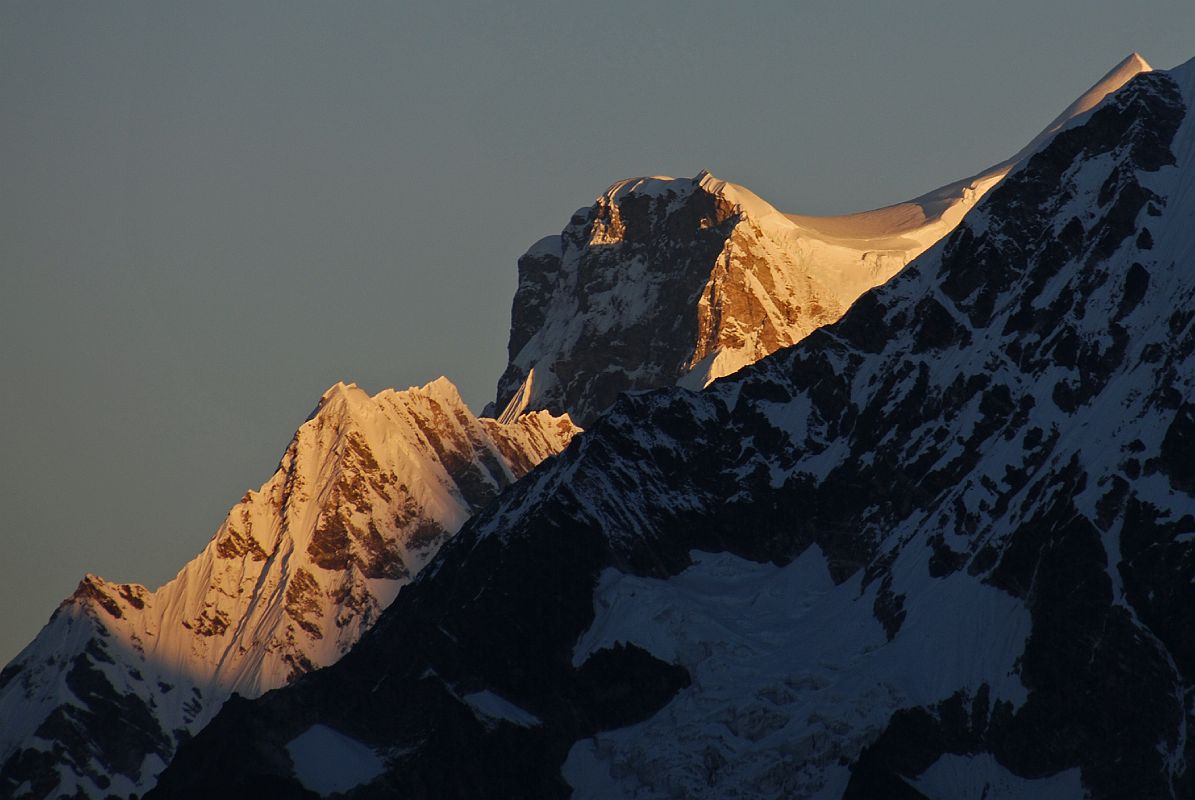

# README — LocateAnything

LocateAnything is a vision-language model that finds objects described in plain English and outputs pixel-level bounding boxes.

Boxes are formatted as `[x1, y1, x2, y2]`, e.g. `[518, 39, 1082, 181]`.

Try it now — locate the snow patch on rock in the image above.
[909, 753, 1083, 799]
[287, 724, 385, 796]
[567, 547, 1031, 798]
[461, 690, 542, 729]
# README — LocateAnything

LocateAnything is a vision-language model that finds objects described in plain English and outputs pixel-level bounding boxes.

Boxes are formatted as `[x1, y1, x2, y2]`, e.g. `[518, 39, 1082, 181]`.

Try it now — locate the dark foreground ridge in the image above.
[151, 65, 1195, 799]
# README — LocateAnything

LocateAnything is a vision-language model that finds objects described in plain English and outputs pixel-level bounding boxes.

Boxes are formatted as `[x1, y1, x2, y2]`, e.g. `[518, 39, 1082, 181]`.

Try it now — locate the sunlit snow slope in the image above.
[0, 378, 577, 798]
[490, 54, 1151, 426]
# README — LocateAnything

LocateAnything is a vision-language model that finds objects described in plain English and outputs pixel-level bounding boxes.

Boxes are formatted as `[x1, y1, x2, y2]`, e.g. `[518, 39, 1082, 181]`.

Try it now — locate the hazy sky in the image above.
[2, 1, 1193, 663]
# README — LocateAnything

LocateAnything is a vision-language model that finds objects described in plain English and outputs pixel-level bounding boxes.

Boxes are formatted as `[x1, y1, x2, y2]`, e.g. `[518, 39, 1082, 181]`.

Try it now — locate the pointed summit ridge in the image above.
[694, 170, 791, 229]
[1008, 51, 1153, 162]
[412, 375, 469, 410]
[309, 380, 369, 419]
[1127, 51, 1152, 71]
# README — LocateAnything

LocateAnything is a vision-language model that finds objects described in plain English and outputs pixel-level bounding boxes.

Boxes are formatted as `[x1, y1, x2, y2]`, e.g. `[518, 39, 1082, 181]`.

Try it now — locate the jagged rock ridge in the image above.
[0, 378, 577, 799]
[148, 57, 1195, 799]
[489, 54, 1151, 426]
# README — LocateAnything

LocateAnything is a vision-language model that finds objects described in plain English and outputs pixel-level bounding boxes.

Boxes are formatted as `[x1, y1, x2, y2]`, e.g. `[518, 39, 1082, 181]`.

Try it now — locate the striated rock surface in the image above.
[0, 378, 577, 799]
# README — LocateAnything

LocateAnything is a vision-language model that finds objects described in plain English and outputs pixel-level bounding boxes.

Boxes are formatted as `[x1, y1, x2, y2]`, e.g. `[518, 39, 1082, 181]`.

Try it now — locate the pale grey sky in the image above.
[2, 0, 1193, 663]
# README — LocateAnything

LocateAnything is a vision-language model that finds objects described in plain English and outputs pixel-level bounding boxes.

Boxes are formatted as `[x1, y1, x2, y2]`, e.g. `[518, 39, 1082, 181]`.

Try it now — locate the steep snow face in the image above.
[489, 55, 1151, 426]
[564, 549, 1030, 799]
[0, 378, 577, 798]
[149, 60, 1195, 800]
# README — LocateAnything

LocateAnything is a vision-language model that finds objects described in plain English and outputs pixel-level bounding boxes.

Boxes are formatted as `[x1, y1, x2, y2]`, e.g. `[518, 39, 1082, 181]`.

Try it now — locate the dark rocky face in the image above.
[147, 69, 1195, 799]
[492, 180, 741, 426]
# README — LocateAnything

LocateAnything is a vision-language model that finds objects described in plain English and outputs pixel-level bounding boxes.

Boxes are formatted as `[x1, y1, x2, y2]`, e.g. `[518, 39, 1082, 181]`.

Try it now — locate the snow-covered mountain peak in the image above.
[596, 170, 792, 237]
[1100, 52, 1152, 88]
[0, 376, 579, 798]
[488, 56, 1153, 426]
[60, 574, 151, 626]
[693, 170, 794, 231]
[488, 164, 838, 425]
[317, 379, 365, 402]
[414, 374, 471, 408]
[310, 379, 369, 418]
[1003, 51, 1153, 165]
[1126, 50, 1152, 69]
